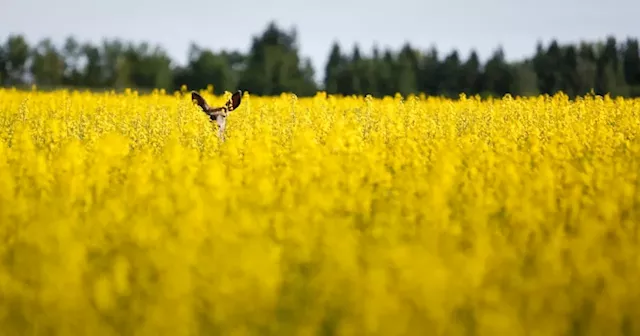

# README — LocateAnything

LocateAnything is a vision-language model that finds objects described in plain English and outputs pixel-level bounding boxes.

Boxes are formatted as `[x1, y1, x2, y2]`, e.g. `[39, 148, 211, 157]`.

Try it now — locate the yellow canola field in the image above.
[0, 87, 640, 335]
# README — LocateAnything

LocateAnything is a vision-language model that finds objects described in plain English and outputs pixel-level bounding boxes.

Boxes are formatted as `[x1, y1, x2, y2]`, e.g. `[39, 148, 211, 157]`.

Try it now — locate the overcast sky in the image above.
[2, 0, 638, 82]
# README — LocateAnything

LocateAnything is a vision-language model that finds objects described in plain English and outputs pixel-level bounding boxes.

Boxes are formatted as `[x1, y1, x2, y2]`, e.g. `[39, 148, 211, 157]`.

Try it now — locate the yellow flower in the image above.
[0, 87, 639, 335]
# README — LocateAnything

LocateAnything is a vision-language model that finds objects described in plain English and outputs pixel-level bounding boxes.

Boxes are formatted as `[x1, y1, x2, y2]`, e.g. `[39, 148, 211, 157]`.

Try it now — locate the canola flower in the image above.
[0, 87, 640, 335]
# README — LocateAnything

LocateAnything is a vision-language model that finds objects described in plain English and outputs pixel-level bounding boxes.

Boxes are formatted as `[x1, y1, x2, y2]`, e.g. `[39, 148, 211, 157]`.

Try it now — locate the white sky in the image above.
[2, 0, 638, 83]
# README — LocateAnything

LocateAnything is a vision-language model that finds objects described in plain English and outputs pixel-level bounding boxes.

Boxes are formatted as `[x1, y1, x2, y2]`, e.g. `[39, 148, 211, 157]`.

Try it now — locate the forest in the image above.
[1, 21, 639, 98]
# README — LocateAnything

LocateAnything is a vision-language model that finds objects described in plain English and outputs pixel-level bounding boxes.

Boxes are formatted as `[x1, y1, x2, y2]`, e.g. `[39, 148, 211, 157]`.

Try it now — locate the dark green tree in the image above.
[439, 50, 461, 97]
[481, 47, 514, 97]
[622, 38, 640, 95]
[173, 43, 236, 93]
[3, 29, 640, 98]
[323, 41, 343, 94]
[238, 21, 317, 96]
[561, 45, 580, 97]
[417, 47, 440, 95]
[61, 36, 83, 87]
[30, 38, 65, 87]
[459, 50, 481, 95]
[3, 34, 30, 85]
[395, 43, 418, 95]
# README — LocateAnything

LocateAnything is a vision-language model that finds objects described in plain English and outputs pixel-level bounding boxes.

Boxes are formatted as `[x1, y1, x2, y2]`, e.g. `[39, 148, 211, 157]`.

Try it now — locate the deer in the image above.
[191, 90, 243, 141]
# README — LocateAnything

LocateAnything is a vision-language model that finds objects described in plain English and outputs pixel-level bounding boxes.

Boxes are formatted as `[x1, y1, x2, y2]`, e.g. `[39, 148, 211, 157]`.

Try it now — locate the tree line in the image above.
[1, 22, 639, 98]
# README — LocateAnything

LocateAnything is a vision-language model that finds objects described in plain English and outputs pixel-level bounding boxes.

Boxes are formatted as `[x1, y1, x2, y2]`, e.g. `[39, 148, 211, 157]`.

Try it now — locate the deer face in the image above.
[191, 90, 242, 140]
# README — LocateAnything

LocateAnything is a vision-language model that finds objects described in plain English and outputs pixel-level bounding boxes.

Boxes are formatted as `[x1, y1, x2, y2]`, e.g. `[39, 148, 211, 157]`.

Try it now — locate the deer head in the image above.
[191, 90, 243, 141]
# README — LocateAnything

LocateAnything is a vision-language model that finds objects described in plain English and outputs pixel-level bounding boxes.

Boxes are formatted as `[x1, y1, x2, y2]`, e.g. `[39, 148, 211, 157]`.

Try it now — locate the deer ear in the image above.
[226, 90, 242, 112]
[191, 91, 211, 111]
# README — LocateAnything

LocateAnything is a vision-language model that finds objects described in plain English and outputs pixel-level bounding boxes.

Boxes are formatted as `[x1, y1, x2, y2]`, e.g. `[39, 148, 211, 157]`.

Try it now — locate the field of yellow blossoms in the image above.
[0, 86, 640, 335]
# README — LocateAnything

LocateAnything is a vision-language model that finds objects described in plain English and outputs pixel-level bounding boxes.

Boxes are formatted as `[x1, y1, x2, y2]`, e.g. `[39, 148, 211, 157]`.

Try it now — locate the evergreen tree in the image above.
[3, 34, 30, 85]
[1, 28, 639, 98]
[30, 38, 65, 87]
[324, 42, 343, 94]
[459, 50, 481, 95]
[622, 38, 640, 86]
